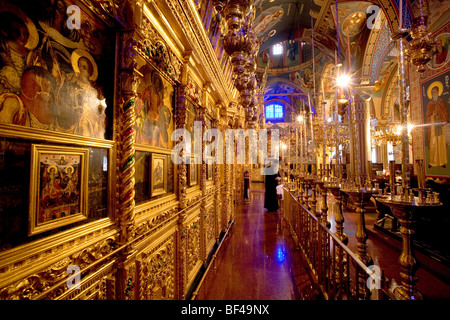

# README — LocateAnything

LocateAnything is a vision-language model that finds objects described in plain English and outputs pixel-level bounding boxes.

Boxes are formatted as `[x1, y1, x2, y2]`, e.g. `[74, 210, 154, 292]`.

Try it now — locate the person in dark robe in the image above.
[264, 171, 280, 212]
[243, 171, 250, 201]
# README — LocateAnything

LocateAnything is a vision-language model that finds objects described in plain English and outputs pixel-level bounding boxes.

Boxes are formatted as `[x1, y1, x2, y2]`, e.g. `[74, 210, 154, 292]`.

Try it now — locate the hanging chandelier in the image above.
[404, 0, 437, 73]
[216, 0, 260, 126]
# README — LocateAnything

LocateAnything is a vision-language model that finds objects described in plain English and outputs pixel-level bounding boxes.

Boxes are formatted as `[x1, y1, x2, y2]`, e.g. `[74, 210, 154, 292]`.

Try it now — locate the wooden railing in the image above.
[282, 188, 386, 300]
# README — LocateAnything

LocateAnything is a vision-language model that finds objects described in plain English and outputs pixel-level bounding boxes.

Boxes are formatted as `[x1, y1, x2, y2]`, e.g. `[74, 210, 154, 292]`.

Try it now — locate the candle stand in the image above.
[341, 184, 377, 266]
[379, 192, 441, 300]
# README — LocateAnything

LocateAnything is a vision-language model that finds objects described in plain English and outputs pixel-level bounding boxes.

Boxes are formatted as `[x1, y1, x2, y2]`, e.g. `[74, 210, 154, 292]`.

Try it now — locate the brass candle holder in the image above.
[305, 173, 316, 213]
[341, 184, 377, 266]
[378, 194, 442, 300]
[372, 193, 396, 231]
[298, 175, 305, 205]
[326, 177, 348, 244]
[303, 174, 310, 209]
[316, 175, 330, 228]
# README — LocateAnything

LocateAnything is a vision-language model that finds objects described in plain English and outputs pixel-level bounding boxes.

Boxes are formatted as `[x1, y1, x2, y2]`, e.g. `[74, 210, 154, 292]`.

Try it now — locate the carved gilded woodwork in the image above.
[166, 0, 234, 105]
[137, 237, 175, 300]
[134, 16, 183, 84]
[0, 236, 117, 300]
[186, 217, 201, 281]
[205, 203, 216, 254]
[135, 205, 179, 237]
[0, 0, 235, 301]
[176, 84, 189, 210]
[117, 31, 140, 246]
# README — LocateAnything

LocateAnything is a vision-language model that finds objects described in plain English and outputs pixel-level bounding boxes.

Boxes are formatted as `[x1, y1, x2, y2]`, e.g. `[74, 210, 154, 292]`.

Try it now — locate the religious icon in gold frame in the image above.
[188, 156, 198, 186]
[29, 144, 89, 236]
[150, 153, 167, 197]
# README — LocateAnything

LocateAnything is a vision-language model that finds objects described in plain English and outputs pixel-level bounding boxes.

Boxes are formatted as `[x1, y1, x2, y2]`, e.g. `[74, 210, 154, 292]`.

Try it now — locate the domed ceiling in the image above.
[252, 0, 413, 121]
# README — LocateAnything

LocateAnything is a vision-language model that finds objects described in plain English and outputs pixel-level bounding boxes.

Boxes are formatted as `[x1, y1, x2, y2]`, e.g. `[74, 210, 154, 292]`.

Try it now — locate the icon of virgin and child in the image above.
[134, 67, 173, 149]
[0, 0, 107, 139]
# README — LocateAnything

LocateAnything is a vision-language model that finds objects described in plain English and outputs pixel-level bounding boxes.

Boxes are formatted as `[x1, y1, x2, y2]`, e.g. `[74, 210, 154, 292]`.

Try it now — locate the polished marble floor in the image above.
[195, 183, 450, 300]
[195, 188, 313, 300]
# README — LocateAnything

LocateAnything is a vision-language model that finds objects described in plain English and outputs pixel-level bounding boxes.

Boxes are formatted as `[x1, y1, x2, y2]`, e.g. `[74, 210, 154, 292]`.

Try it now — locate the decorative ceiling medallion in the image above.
[342, 12, 366, 38]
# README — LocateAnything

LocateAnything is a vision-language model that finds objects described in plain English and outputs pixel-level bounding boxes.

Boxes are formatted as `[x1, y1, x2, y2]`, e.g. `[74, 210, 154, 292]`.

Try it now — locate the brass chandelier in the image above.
[404, 0, 438, 73]
[214, 0, 260, 126]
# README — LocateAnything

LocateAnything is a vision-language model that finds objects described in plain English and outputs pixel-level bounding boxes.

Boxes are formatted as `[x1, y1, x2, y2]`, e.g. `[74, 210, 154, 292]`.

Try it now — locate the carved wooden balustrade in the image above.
[282, 188, 388, 300]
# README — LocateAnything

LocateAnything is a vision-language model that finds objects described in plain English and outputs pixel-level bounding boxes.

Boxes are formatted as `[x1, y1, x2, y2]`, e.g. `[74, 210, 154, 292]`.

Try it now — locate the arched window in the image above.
[265, 102, 284, 122]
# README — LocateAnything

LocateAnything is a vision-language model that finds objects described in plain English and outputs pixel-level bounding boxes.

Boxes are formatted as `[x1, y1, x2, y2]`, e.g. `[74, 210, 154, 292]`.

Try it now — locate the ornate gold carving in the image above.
[0, 237, 117, 300]
[166, 0, 233, 105]
[117, 32, 140, 246]
[135, 206, 178, 237]
[137, 237, 175, 300]
[205, 204, 216, 252]
[186, 218, 201, 276]
[134, 18, 182, 83]
[78, 0, 127, 27]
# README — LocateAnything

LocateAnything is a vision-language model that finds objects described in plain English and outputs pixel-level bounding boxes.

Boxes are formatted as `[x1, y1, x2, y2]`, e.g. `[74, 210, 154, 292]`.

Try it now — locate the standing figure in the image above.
[425, 84, 448, 168]
[264, 170, 281, 213]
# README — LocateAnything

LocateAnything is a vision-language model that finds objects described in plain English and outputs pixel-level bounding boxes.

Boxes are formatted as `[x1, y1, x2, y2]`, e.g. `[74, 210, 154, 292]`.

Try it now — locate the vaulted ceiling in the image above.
[252, 0, 411, 116]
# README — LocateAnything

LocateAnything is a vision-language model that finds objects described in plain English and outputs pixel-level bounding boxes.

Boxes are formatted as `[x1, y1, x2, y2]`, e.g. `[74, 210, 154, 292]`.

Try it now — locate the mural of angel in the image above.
[253, 6, 284, 36]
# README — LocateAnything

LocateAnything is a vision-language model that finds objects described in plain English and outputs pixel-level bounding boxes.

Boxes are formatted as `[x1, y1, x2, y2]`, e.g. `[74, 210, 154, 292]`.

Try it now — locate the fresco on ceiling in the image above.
[257, 40, 321, 70]
[368, 19, 394, 84]
[421, 70, 450, 178]
[290, 69, 314, 90]
[427, 0, 450, 30]
[331, 2, 372, 72]
[286, 40, 299, 66]
[320, 63, 337, 96]
[288, 56, 325, 91]
[253, 5, 284, 37]
[372, 59, 397, 96]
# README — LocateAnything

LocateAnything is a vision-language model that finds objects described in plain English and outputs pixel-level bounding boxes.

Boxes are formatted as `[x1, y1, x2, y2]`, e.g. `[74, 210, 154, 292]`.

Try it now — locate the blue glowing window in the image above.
[265, 103, 284, 120]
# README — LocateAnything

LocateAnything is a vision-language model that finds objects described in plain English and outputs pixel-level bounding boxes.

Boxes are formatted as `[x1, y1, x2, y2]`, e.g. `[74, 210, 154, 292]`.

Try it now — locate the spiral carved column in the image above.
[117, 35, 139, 246]
[224, 118, 232, 228]
[175, 84, 189, 299]
[212, 116, 221, 241]
[199, 104, 207, 261]
[115, 32, 140, 300]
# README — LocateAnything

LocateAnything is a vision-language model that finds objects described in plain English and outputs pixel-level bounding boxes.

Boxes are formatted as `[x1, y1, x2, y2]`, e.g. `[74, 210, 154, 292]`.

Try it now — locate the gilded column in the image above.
[117, 33, 139, 246]
[354, 94, 371, 184]
[199, 102, 207, 262]
[223, 117, 232, 229]
[175, 84, 189, 299]
[115, 31, 140, 300]
[212, 111, 221, 241]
